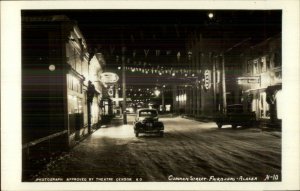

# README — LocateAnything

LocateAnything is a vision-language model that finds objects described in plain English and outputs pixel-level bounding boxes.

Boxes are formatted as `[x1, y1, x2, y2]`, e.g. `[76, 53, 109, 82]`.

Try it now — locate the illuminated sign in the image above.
[108, 88, 114, 97]
[237, 76, 260, 84]
[99, 72, 119, 84]
[111, 98, 132, 102]
[204, 70, 211, 90]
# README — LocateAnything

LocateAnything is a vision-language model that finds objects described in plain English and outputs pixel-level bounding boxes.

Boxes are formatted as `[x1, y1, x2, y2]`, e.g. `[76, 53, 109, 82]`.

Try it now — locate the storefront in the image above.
[67, 67, 87, 145]
[266, 84, 282, 127]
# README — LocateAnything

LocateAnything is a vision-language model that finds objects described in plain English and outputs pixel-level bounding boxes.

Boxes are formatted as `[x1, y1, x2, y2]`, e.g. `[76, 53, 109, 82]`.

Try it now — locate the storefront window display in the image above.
[68, 94, 84, 133]
[68, 95, 83, 114]
[259, 92, 270, 118]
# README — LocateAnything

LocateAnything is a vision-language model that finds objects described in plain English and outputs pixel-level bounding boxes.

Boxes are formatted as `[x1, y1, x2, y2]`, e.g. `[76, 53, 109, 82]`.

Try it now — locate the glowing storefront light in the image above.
[177, 93, 187, 102]
[276, 90, 282, 119]
[68, 94, 83, 114]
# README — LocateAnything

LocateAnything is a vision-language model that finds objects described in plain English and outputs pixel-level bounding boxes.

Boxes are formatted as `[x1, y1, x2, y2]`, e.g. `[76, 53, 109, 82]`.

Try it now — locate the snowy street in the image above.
[34, 115, 281, 182]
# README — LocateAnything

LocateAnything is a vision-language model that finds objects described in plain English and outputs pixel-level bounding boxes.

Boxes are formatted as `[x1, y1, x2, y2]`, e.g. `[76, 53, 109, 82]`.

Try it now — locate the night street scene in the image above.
[22, 10, 282, 182]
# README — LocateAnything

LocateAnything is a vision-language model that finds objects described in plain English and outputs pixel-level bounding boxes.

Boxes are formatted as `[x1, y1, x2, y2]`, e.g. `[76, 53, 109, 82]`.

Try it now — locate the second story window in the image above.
[247, 60, 252, 74]
[67, 74, 82, 94]
[274, 51, 281, 68]
[253, 59, 259, 74]
[260, 56, 267, 72]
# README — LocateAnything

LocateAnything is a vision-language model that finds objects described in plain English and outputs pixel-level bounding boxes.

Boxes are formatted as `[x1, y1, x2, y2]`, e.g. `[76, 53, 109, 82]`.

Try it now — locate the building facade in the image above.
[172, 31, 281, 128]
[22, 15, 106, 180]
[237, 34, 282, 127]
[172, 34, 224, 119]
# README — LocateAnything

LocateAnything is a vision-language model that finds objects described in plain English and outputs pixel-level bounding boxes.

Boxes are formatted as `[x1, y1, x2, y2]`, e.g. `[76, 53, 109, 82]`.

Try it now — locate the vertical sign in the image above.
[204, 70, 211, 90]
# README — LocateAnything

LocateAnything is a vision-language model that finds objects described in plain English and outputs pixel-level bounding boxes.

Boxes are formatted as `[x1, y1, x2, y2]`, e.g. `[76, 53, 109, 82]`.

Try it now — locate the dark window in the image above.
[266, 55, 271, 70]
[274, 52, 281, 67]
[247, 60, 252, 73]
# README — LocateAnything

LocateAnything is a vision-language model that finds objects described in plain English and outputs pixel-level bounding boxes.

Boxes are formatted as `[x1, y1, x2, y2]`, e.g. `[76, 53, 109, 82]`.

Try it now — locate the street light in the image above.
[121, 46, 127, 124]
[154, 89, 161, 97]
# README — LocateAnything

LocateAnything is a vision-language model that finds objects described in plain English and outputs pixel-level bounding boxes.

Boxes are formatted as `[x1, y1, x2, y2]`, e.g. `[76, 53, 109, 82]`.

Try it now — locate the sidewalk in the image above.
[180, 114, 282, 134]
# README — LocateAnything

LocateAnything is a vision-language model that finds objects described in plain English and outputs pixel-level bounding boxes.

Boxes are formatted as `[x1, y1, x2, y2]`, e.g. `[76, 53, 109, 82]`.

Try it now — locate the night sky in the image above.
[22, 9, 282, 86]
[22, 10, 282, 50]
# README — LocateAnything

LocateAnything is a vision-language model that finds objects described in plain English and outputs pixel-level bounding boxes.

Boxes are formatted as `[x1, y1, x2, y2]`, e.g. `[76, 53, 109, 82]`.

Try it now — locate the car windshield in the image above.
[139, 110, 157, 117]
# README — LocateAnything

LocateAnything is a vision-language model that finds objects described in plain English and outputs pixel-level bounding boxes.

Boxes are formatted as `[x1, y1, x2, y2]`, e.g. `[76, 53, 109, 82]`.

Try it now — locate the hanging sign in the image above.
[99, 72, 119, 84]
[108, 88, 114, 97]
[177, 52, 181, 61]
[156, 50, 160, 56]
[188, 51, 193, 61]
[144, 49, 149, 57]
[204, 70, 211, 90]
[237, 76, 260, 84]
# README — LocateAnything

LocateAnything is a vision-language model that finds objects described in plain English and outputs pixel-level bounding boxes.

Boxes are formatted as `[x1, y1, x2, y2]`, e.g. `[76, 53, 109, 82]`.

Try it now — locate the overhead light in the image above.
[118, 66, 121, 70]
[208, 12, 214, 19]
[49, 64, 56, 71]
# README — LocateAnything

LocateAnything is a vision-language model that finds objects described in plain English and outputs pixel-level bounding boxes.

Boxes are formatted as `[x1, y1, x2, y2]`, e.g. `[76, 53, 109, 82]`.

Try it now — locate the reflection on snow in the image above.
[91, 124, 134, 139]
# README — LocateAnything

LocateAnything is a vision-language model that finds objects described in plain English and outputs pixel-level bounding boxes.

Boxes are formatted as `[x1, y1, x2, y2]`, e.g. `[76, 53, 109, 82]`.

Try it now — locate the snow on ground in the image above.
[33, 116, 281, 182]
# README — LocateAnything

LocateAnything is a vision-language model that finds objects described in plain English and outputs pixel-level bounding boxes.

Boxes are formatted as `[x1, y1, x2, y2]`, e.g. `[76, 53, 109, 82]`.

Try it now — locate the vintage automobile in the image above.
[215, 104, 256, 129]
[133, 108, 164, 137]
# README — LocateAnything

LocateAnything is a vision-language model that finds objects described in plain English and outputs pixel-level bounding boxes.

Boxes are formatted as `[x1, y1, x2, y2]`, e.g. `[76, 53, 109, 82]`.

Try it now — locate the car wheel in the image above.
[217, 123, 222, 128]
[232, 124, 237, 129]
[135, 132, 139, 137]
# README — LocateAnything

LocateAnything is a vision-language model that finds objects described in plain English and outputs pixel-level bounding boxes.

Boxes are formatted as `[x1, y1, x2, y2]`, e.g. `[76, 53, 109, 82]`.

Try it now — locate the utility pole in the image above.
[122, 46, 127, 124]
[162, 89, 165, 113]
[212, 54, 217, 112]
[221, 37, 250, 114]
[221, 54, 227, 114]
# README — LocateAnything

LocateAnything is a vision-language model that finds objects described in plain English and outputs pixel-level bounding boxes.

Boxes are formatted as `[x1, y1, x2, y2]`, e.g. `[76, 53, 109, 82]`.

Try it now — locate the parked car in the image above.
[214, 104, 256, 129]
[133, 108, 164, 137]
